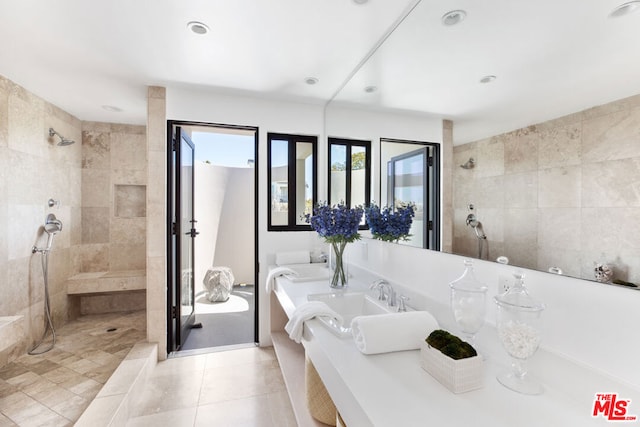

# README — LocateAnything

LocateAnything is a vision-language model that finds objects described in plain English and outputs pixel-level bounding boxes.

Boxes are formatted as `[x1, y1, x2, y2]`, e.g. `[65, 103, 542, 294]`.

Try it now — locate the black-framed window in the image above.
[328, 138, 371, 214]
[267, 133, 317, 231]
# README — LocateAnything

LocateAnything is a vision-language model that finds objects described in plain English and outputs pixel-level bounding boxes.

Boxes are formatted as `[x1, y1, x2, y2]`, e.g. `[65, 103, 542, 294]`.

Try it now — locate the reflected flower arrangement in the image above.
[365, 202, 415, 242]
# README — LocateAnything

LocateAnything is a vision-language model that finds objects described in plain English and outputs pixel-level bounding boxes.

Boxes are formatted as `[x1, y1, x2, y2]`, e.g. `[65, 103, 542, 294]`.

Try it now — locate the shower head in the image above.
[49, 128, 75, 146]
[43, 214, 62, 251]
[44, 214, 62, 234]
[460, 157, 475, 169]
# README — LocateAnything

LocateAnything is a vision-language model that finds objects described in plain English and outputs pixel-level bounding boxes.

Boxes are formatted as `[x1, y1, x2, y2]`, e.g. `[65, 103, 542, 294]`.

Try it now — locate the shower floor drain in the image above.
[106, 327, 117, 332]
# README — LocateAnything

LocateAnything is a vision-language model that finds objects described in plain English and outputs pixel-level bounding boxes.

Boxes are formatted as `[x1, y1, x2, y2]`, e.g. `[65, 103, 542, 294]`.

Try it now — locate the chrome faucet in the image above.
[398, 295, 410, 312]
[370, 279, 396, 307]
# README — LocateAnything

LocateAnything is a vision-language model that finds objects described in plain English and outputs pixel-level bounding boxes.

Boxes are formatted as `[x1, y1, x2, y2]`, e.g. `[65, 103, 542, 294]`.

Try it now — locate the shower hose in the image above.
[28, 250, 56, 355]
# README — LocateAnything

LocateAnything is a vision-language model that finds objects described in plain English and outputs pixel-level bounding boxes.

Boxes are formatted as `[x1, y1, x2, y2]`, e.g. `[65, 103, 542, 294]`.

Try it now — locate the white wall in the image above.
[213, 167, 255, 284]
[194, 163, 230, 293]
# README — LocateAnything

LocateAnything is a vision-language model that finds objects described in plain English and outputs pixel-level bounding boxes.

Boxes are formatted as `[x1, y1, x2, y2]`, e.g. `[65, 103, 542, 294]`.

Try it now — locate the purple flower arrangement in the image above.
[365, 202, 416, 242]
[304, 202, 364, 244]
[305, 203, 363, 288]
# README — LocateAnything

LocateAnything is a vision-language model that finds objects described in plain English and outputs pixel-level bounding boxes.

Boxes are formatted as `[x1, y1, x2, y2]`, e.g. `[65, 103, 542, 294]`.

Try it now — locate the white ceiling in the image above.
[1, 0, 639, 143]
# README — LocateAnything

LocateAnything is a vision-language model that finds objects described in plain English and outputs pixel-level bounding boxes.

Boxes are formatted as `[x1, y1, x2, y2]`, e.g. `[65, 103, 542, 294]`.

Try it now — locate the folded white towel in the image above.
[265, 267, 298, 294]
[275, 250, 310, 266]
[285, 301, 344, 344]
[351, 311, 439, 355]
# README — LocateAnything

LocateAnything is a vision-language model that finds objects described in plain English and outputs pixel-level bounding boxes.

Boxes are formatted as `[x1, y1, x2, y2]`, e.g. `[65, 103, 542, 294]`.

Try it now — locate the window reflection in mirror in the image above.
[269, 138, 289, 226]
[381, 138, 440, 250]
[296, 142, 315, 225]
[267, 133, 317, 230]
[328, 138, 371, 225]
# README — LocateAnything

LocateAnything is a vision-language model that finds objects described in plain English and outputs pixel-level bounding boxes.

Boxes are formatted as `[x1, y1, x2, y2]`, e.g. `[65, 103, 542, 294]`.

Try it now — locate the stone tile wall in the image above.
[77, 122, 147, 274]
[0, 75, 82, 364]
[453, 94, 640, 283]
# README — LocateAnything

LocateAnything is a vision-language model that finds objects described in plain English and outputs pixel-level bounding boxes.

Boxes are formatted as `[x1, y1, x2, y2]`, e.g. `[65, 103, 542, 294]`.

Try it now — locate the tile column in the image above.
[441, 119, 453, 252]
[146, 86, 167, 360]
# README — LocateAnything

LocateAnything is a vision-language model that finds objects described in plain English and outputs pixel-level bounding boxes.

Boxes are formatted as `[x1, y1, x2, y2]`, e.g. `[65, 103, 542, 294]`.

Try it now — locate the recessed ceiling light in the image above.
[479, 75, 496, 84]
[101, 105, 122, 112]
[442, 10, 467, 26]
[364, 85, 377, 93]
[609, 1, 640, 17]
[305, 77, 319, 85]
[353, 0, 368, 4]
[187, 21, 210, 35]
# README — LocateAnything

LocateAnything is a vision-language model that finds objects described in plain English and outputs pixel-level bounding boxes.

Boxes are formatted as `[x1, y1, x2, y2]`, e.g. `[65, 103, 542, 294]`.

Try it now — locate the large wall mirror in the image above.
[325, 0, 640, 290]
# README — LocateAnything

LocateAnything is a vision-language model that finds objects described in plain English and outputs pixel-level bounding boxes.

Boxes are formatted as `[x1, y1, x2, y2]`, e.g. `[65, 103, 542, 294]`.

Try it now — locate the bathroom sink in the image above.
[282, 264, 331, 282]
[307, 292, 392, 337]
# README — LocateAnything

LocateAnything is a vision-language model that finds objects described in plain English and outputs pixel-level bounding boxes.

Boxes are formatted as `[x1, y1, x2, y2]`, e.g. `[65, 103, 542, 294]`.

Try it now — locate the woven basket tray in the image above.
[420, 341, 483, 393]
[305, 356, 337, 426]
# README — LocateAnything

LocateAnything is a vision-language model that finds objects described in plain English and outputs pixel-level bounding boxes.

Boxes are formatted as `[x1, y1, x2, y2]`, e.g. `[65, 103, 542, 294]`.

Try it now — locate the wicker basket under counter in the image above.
[420, 341, 484, 393]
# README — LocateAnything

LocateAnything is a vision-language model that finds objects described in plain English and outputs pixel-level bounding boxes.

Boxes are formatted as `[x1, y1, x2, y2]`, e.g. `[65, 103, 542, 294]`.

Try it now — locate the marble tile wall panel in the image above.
[582, 157, 640, 208]
[538, 166, 581, 208]
[7, 84, 45, 158]
[110, 244, 146, 271]
[504, 127, 539, 174]
[78, 243, 110, 273]
[474, 175, 504, 209]
[582, 106, 640, 163]
[537, 123, 581, 169]
[114, 185, 146, 218]
[111, 133, 147, 172]
[504, 171, 537, 208]
[111, 217, 146, 245]
[82, 131, 110, 170]
[82, 169, 111, 208]
[476, 136, 504, 178]
[81, 207, 110, 244]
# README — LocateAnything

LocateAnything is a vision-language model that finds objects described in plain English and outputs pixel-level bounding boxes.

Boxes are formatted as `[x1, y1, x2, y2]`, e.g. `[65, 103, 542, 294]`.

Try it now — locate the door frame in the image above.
[166, 120, 260, 353]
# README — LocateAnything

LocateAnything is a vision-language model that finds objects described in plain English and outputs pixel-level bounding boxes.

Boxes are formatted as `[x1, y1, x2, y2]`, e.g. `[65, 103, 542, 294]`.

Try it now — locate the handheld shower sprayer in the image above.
[49, 128, 75, 146]
[33, 214, 63, 253]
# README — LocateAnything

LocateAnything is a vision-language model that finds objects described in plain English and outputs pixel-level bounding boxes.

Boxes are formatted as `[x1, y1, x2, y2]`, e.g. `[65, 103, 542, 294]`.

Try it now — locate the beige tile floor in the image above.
[0, 311, 146, 427]
[127, 346, 297, 427]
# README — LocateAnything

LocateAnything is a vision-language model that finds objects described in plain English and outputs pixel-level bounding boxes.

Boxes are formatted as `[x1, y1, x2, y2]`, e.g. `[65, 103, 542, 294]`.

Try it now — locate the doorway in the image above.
[167, 121, 258, 354]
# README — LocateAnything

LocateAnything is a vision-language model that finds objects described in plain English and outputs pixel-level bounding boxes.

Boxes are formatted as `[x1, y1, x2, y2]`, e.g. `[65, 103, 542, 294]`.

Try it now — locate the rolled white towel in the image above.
[275, 250, 310, 266]
[265, 267, 298, 294]
[351, 311, 439, 355]
[285, 301, 343, 344]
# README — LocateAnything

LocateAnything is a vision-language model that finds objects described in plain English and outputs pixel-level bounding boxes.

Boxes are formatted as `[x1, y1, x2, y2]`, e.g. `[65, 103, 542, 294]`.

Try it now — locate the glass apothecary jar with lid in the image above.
[494, 272, 546, 395]
[449, 259, 488, 346]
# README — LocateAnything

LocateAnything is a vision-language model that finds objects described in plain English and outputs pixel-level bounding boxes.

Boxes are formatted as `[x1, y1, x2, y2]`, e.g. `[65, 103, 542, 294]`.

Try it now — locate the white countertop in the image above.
[272, 275, 640, 427]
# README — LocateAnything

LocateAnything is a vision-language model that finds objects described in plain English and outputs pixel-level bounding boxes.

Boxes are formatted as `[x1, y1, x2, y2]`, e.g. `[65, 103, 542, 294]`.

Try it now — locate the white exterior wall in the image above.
[213, 167, 255, 284]
[194, 163, 230, 294]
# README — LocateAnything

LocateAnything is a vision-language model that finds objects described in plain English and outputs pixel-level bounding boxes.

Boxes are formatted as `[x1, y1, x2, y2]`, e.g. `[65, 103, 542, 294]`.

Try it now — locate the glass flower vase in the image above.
[329, 241, 348, 289]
